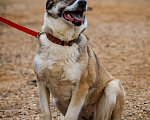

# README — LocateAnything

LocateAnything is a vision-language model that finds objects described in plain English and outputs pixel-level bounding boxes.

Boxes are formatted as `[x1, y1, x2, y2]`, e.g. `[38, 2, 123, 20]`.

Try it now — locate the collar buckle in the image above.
[37, 32, 46, 38]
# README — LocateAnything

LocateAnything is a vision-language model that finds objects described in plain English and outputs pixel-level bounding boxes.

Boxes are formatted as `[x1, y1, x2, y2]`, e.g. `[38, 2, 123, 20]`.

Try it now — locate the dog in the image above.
[33, 0, 126, 120]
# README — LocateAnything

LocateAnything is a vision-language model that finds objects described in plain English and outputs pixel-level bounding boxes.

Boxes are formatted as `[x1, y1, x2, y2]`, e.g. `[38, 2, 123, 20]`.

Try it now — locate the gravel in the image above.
[0, 0, 150, 119]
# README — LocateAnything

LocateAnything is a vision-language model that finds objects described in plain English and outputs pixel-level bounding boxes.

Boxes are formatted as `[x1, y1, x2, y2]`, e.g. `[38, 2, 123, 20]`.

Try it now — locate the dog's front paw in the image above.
[42, 112, 52, 120]
[64, 116, 77, 120]
[60, 114, 65, 120]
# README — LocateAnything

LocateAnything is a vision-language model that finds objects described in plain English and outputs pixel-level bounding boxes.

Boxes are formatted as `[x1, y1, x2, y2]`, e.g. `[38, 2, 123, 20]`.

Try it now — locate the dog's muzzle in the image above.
[63, 0, 87, 26]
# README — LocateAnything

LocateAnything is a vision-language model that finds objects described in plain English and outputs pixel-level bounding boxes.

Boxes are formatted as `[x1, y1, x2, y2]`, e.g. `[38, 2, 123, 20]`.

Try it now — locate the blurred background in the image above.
[0, 0, 150, 119]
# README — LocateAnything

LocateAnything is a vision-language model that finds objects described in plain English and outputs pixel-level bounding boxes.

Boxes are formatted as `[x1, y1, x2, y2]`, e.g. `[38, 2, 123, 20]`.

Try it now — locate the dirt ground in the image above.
[0, 0, 150, 120]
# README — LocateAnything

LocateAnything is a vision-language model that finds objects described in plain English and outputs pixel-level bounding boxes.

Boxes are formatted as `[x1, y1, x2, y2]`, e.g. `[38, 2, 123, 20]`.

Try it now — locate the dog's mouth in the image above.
[63, 10, 85, 26]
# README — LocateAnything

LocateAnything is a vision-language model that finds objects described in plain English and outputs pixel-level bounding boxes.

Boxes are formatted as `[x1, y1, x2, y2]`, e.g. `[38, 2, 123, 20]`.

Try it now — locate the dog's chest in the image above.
[34, 42, 82, 100]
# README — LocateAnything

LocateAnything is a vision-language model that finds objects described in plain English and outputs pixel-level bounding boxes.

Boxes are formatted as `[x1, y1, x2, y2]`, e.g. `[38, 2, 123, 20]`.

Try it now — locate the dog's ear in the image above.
[46, 0, 54, 10]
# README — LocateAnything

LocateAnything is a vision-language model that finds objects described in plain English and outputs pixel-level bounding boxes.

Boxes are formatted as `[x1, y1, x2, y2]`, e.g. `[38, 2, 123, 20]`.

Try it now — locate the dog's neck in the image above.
[42, 13, 87, 42]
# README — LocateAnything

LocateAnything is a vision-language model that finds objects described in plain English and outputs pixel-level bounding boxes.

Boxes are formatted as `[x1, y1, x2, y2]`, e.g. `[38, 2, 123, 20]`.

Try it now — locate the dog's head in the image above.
[43, 0, 88, 41]
[46, 0, 87, 26]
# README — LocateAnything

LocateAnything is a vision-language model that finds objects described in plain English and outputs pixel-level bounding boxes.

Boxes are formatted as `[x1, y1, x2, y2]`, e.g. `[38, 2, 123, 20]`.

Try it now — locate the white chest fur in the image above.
[34, 35, 82, 101]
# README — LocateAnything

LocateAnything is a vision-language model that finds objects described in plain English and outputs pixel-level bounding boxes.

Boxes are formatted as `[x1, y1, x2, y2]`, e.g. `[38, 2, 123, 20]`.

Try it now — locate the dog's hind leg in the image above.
[93, 80, 125, 120]
[37, 77, 52, 120]
[110, 81, 126, 120]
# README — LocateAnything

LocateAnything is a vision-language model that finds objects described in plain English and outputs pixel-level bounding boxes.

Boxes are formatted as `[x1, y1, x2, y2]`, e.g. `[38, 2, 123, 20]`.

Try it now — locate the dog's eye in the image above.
[64, 0, 76, 5]
[46, 0, 54, 10]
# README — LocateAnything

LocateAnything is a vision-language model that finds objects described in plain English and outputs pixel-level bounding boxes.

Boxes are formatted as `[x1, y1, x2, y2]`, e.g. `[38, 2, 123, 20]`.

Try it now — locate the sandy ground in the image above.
[0, 0, 150, 119]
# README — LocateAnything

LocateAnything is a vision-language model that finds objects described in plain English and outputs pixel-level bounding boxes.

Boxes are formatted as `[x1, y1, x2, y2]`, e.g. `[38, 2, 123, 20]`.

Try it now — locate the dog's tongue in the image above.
[70, 12, 85, 22]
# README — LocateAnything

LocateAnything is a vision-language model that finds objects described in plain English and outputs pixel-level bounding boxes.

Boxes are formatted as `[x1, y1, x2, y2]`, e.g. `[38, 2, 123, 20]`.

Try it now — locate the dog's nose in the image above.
[78, 0, 87, 7]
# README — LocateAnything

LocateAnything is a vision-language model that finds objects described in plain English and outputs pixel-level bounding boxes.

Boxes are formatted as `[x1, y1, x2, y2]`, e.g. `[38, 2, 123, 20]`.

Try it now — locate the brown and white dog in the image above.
[33, 0, 126, 120]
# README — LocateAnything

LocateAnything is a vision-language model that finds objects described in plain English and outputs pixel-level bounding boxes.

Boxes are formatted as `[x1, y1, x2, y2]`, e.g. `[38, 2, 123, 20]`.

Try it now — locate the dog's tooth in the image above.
[76, 20, 79, 23]
[67, 14, 71, 18]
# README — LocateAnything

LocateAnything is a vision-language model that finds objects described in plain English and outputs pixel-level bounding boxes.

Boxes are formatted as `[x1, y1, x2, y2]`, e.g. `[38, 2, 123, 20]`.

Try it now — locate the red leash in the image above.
[0, 16, 40, 38]
[0, 16, 77, 46]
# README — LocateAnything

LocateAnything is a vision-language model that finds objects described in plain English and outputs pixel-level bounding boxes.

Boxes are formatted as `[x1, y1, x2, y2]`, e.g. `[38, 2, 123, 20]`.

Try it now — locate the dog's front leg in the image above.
[64, 83, 89, 120]
[37, 77, 51, 120]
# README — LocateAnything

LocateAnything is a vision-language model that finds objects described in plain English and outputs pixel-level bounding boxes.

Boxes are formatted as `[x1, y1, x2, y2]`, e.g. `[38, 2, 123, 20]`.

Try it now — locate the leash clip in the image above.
[37, 32, 46, 38]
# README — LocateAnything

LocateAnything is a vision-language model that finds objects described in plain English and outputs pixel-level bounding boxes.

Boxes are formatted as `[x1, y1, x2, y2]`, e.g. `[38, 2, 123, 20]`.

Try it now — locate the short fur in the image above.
[34, 0, 125, 120]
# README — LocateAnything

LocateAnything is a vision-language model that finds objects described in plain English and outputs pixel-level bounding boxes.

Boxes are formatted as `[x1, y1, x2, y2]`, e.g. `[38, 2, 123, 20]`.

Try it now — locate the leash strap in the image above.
[0, 16, 76, 46]
[0, 16, 39, 38]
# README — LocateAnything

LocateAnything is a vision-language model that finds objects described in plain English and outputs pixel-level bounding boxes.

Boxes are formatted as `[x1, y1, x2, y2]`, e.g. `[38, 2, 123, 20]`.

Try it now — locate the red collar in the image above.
[46, 33, 77, 46]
